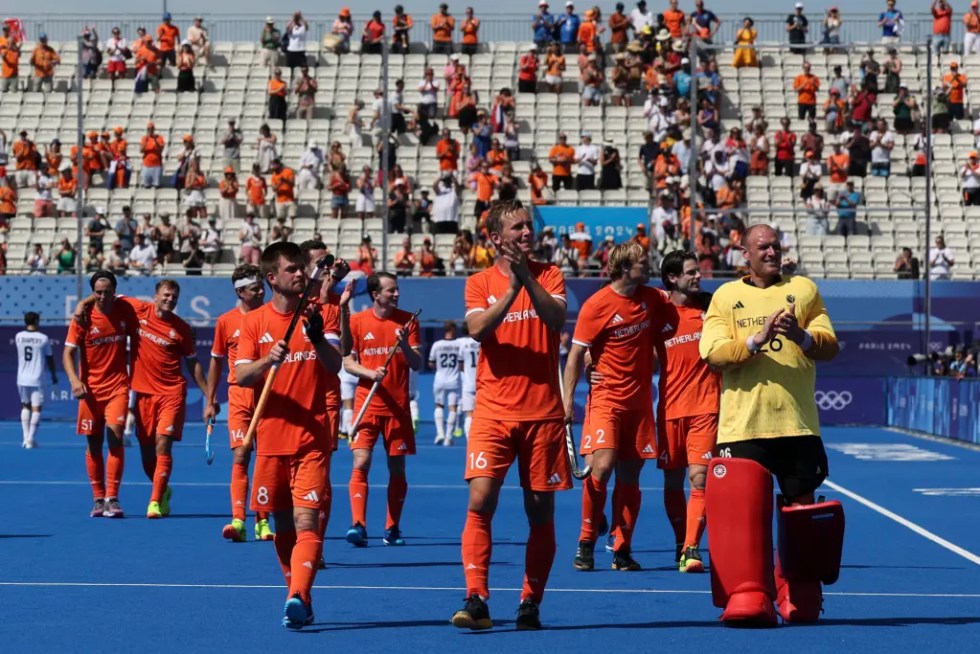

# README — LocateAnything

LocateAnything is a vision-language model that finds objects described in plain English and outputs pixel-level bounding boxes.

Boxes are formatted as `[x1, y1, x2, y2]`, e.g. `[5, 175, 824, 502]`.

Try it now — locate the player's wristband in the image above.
[746, 335, 763, 354]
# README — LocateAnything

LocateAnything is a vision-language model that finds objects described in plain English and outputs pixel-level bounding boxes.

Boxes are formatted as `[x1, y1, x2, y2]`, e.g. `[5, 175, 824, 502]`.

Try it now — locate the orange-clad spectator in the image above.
[12, 131, 39, 189]
[473, 160, 498, 218]
[653, 151, 681, 190]
[569, 221, 592, 262]
[545, 43, 565, 93]
[608, 3, 631, 52]
[131, 27, 149, 59]
[528, 162, 552, 205]
[139, 122, 165, 188]
[29, 33, 59, 92]
[965, 1, 980, 55]
[518, 44, 540, 94]
[328, 164, 351, 219]
[933, 1, 953, 54]
[156, 12, 180, 67]
[486, 138, 509, 173]
[632, 223, 651, 253]
[183, 159, 208, 218]
[268, 68, 288, 123]
[56, 167, 78, 217]
[827, 142, 850, 191]
[461, 7, 480, 56]
[643, 60, 660, 93]
[270, 159, 297, 221]
[0, 169, 17, 227]
[823, 88, 847, 133]
[218, 167, 240, 222]
[436, 128, 460, 171]
[245, 163, 269, 218]
[943, 61, 968, 119]
[44, 138, 63, 173]
[392, 5, 415, 54]
[548, 132, 575, 190]
[97, 132, 114, 169]
[362, 10, 386, 55]
[109, 127, 128, 159]
[578, 9, 598, 53]
[109, 149, 131, 190]
[417, 237, 438, 277]
[663, 0, 687, 38]
[134, 37, 161, 94]
[1, 29, 20, 92]
[431, 3, 456, 55]
[81, 131, 102, 189]
[793, 61, 820, 121]
[393, 237, 417, 276]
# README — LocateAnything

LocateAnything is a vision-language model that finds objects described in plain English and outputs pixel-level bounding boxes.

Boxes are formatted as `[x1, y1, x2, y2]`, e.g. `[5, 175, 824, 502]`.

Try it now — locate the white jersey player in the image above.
[15, 312, 57, 448]
[428, 321, 462, 445]
[456, 323, 480, 440]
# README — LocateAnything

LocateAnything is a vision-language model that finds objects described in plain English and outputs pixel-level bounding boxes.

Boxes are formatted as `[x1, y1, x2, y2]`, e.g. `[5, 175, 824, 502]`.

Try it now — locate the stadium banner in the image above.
[814, 376, 886, 425]
[533, 206, 647, 243]
[887, 377, 980, 444]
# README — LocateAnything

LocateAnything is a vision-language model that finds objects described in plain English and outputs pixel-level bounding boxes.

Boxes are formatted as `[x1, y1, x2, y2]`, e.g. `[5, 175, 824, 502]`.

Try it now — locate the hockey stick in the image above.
[557, 362, 592, 480]
[241, 254, 335, 450]
[349, 309, 422, 437]
[204, 417, 215, 465]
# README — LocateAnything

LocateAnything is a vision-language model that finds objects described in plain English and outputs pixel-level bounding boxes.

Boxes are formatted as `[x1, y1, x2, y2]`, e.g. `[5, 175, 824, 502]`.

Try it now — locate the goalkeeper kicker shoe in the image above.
[146, 501, 163, 519]
[451, 594, 492, 630]
[222, 518, 247, 542]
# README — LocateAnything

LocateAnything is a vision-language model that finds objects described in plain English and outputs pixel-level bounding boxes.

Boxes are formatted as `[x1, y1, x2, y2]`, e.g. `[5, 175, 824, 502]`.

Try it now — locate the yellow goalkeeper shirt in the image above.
[698, 275, 839, 444]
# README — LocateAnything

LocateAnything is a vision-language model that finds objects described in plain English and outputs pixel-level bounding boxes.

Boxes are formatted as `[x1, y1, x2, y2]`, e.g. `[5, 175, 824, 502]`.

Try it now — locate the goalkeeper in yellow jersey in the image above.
[698, 224, 845, 627]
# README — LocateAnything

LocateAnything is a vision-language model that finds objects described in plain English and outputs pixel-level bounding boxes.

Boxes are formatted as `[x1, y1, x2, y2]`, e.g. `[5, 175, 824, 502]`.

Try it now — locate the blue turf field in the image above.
[1, 422, 979, 653]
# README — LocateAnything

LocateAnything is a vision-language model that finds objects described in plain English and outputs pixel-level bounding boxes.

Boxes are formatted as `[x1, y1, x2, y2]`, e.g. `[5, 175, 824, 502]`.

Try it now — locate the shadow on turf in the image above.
[816, 617, 980, 627]
[0, 534, 52, 539]
[297, 619, 450, 633]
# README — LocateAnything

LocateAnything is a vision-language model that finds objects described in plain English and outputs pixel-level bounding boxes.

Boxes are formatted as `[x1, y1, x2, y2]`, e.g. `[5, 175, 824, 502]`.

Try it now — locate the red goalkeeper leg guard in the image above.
[774, 497, 845, 623]
[705, 458, 777, 627]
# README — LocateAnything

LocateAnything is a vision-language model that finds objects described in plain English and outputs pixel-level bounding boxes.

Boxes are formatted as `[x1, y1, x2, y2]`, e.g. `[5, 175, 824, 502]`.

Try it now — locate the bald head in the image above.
[741, 224, 783, 284]
[740, 224, 777, 250]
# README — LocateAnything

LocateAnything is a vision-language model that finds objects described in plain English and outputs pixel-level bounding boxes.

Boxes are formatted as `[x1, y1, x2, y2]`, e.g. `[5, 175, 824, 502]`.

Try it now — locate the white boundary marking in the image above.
[824, 479, 980, 566]
[0, 581, 975, 599]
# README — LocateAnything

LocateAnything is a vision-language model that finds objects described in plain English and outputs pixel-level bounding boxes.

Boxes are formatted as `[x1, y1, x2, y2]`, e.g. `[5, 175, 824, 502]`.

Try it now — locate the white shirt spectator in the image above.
[973, 117, 980, 148]
[432, 178, 460, 226]
[630, 7, 655, 33]
[417, 78, 440, 105]
[651, 205, 679, 240]
[928, 245, 955, 279]
[201, 224, 222, 254]
[297, 147, 325, 189]
[106, 36, 128, 63]
[286, 23, 307, 52]
[870, 128, 895, 164]
[799, 160, 823, 182]
[574, 143, 599, 176]
[129, 241, 157, 272]
[961, 163, 980, 189]
[35, 173, 55, 201]
[672, 140, 692, 173]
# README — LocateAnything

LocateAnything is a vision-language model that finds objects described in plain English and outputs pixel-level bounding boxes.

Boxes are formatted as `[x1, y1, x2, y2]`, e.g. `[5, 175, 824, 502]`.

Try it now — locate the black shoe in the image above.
[612, 547, 642, 571]
[318, 557, 328, 570]
[573, 540, 595, 571]
[515, 599, 542, 630]
[451, 594, 492, 630]
[674, 542, 684, 564]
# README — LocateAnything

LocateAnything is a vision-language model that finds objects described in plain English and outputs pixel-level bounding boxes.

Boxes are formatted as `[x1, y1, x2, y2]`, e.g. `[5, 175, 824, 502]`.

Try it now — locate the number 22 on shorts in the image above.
[583, 428, 606, 450]
[468, 451, 488, 470]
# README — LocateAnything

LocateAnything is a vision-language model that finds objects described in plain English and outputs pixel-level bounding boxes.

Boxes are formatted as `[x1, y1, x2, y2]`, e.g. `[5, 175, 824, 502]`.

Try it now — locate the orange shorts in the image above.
[465, 416, 572, 492]
[135, 393, 186, 443]
[350, 411, 415, 456]
[580, 401, 657, 460]
[250, 444, 331, 512]
[227, 384, 255, 449]
[657, 413, 718, 470]
[77, 392, 129, 436]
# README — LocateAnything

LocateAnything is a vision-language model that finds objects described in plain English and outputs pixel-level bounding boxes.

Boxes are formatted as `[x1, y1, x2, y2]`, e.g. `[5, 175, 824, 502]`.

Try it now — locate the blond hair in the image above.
[607, 241, 646, 281]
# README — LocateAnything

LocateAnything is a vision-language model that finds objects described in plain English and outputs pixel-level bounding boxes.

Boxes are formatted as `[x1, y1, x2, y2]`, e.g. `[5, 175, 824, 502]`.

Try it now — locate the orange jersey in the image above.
[246, 175, 267, 205]
[577, 20, 597, 51]
[211, 307, 250, 385]
[651, 299, 721, 420]
[573, 285, 668, 410]
[58, 176, 77, 197]
[237, 302, 334, 455]
[349, 307, 420, 417]
[110, 138, 128, 158]
[793, 73, 820, 104]
[268, 78, 287, 97]
[156, 23, 180, 51]
[13, 140, 38, 170]
[663, 9, 686, 37]
[271, 168, 296, 203]
[316, 296, 343, 408]
[140, 134, 165, 168]
[462, 18, 480, 44]
[124, 297, 197, 396]
[218, 178, 239, 199]
[65, 301, 137, 401]
[465, 261, 565, 421]
[0, 186, 16, 213]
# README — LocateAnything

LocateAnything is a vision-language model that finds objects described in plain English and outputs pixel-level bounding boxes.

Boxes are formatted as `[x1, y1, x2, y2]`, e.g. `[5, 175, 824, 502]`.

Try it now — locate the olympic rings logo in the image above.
[814, 391, 853, 410]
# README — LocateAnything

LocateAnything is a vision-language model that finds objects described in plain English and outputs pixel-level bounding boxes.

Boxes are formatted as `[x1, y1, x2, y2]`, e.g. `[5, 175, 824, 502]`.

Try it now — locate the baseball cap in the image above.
[163, 12, 172, 20]
[539, 0, 549, 5]
[794, 2, 803, 8]
[340, 7, 351, 16]
[566, 1, 574, 6]
[266, 16, 275, 23]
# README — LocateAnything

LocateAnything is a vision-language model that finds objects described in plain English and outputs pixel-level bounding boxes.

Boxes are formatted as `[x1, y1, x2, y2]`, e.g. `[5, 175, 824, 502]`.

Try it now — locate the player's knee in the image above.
[387, 455, 406, 476]
[688, 467, 707, 490]
[155, 437, 173, 456]
[293, 508, 319, 532]
[523, 490, 555, 524]
[231, 446, 250, 466]
[351, 450, 372, 472]
[467, 478, 500, 514]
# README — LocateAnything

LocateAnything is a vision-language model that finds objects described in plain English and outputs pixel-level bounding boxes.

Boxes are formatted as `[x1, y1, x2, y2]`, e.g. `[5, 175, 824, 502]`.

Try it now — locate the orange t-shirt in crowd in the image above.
[609, 12, 630, 44]
[65, 301, 137, 401]
[794, 73, 820, 105]
[110, 138, 128, 158]
[828, 152, 849, 183]
[212, 306, 251, 385]
[140, 134, 165, 168]
[474, 171, 497, 202]
[944, 72, 967, 103]
[573, 284, 667, 410]
[436, 138, 459, 171]
[236, 302, 334, 456]
[268, 77, 287, 97]
[651, 299, 720, 420]
[349, 307, 421, 418]
[46, 150, 62, 171]
[123, 297, 196, 397]
[185, 171, 206, 191]
[0, 186, 18, 213]
[58, 176, 76, 198]
[13, 140, 38, 170]
[431, 13, 456, 42]
[246, 175, 267, 205]
[1, 44, 18, 78]
[272, 167, 296, 202]
[549, 143, 575, 176]
[157, 23, 180, 51]
[82, 144, 101, 173]
[219, 179, 239, 199]
[32, 45, 59, 76]
[546, 53, 565, 76]
[464, 261, 566, 421]
[487, 149, 508, 172]
[314, 296, 343, 409]
[137, 46, 159, 75]
[577, 20, 596, 52]
[664, 9, 686, 38]
[933, 5, 953, 34]
[462, 18, 480, 44]
[529, 171, 549, 204]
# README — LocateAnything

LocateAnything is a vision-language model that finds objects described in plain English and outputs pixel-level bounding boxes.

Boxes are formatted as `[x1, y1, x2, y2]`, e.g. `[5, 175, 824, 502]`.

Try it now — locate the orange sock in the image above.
[615, 483, 642, 550]
[230, 462, 249, 521]
[86, 449, 106, 500]
[684, 488, 706, 548]
[273, 529, 297, 585]
[151, 454, 172, 504]
[663, 486, 687, 546]
[578, 475, 608, 543]
[289, 530, 322, 604]
[461, 510, 492, 599]
[386, 474, 407, 529]
[106, 446, 124, 498]
[349, 468, 368, 526]
[522, 521, 556, 604]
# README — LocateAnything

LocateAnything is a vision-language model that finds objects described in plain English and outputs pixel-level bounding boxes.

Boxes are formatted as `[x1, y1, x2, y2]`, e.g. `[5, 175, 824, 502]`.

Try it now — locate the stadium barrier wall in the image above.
[887, 377, 980, 445]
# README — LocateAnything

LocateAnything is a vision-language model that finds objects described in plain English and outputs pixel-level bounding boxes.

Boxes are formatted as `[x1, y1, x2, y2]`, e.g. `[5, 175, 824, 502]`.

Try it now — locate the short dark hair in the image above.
[89, 270, 117, 290]
[232, 264, 261, 284]
[261, 241, 304, 279]
[367, 272, 397, 300]
[660, 250, 698, 290]
[23, 311, 40, 327]
[155, 279, 180, 293]
[485, 199, 527, 236]
[444, 320, 457, 334]
[299, 239, 327, 262]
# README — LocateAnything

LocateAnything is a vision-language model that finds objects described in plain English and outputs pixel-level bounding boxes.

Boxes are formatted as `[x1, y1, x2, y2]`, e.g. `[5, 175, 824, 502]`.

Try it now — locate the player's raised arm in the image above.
[396, 319, 422, 371]
[464, 276, 520, 342]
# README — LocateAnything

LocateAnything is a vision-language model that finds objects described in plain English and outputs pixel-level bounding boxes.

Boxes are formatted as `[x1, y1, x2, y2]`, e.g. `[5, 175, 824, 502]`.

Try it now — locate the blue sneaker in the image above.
[346, 522, 368, 547]
[383, 525, 406, 546]
[282, 594, 313, 630]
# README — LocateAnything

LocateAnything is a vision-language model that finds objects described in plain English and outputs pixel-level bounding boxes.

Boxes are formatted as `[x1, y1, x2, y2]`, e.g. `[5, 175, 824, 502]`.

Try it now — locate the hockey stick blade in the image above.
[205, 417, 215, 465]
